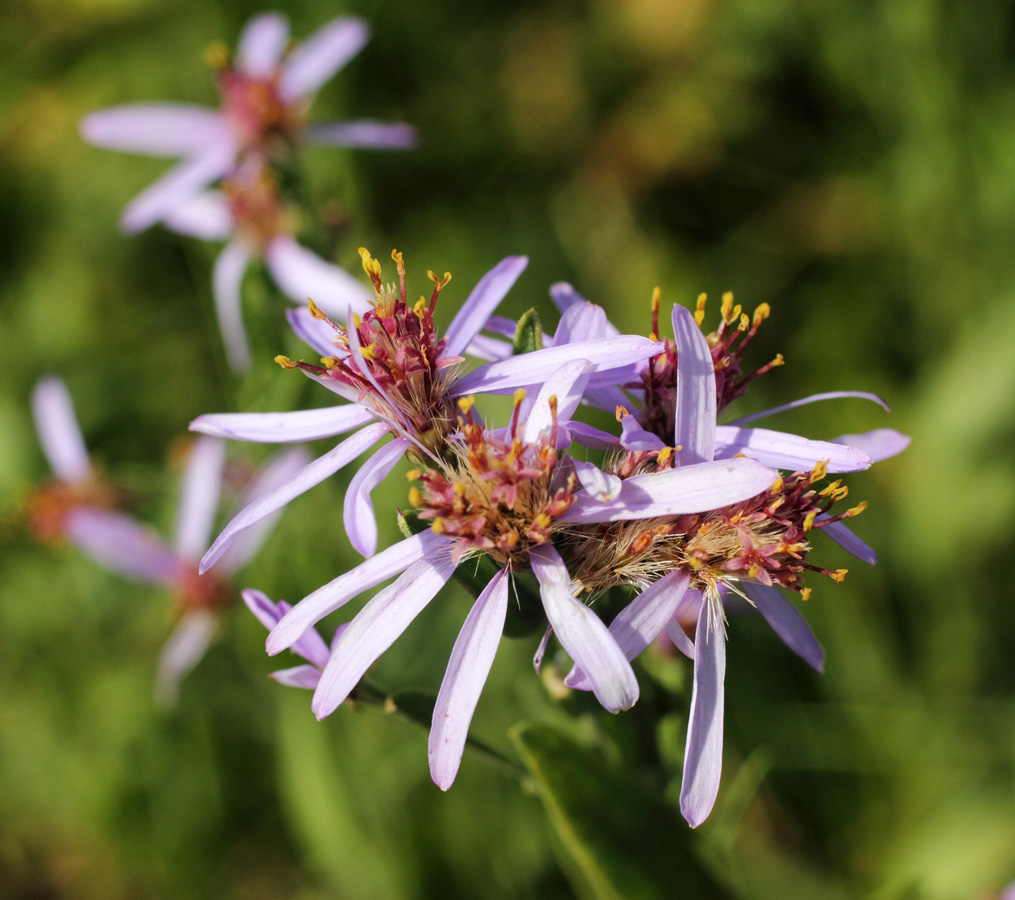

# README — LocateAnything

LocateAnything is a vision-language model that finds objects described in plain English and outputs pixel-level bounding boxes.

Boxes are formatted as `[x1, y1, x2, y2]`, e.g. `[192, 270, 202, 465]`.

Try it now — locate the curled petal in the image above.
[443, 256, 529, 359]
[154, 610, 217, 707]
[572, 459, 622, 501]
[311, 552, 459, 718]
[264, 236, 373, 318]
[728, 391, 890, 427]
[237, 13, 289, 76]
[174, 436, 226, 561]
[31, 376, 91, 482]
[80, 104, 227, 157]
[832, 428, 911, 462]
[743, 582, 824, 673]
[714, 426, 872, 473]
[212, 240, 254, 373]
[344, 438, 410, 557]
[64, 508, 177, 585]
[279, 17, 370, 101]
[190, 404, 375, 443]
[429, 568, 509, 790]
[306, 121, 417, 149]
[672, 305, 717, 465]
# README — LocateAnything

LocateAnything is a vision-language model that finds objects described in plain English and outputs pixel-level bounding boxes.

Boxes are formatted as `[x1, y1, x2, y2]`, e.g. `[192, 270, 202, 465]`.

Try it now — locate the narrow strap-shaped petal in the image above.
[714, 426, 872, 473]
[533, 626, 552, 674]
[521, 360, 591, 444]
[154, 609, 217, 707]
[31, 376, 91, 482]
[566, 570, 690, 691]
[567, 421, 622, 451]
[743, 582, 824, 673]
[728, 391, 890, 427]
[80, 104, 227, 157]
[832, 428, 911, 462]
[680, 599, 726, 828]
[264, 235, 373, 318]
[443, 256, 529, 359]
[243, 590, 330, 668]
[286, 306, 342, 357]
[163, 191, 233, 241]
[120, 144, 235, 234]
[211, 240, 254, 373]
[190, 404, 375, 443]
[199, 422, 389, 573]
[561, 457, 776, 523]
[237, 13, 289, 76]
[311, 552, 459, 718]
[270, 665, 322, 690]
[620, 415, 666, 451]
[452, 335, 661, 396]
[463, 334, 513, 362]
[429, 568, 509, 790]
[279, 16, 370, 101]
[553, 299, 612, 345]
[672, 305, 717, 465]
[174, 436, 226, 560]
[817, 516, 877, 565]
[219, 447, 313, 573]
[571, 459, 622, 501]
[306, 120, 417, 149]
[344, 438, 410, 557]
[663, 619, 696, 660]
[64, 508, 178, 585]
[530, 544, 639, 713]
[266, 530, 452, 654]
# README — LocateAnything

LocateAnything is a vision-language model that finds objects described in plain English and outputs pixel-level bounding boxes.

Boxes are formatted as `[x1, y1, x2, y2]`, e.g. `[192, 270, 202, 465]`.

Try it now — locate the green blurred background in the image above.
[2, 0, 1014, 897]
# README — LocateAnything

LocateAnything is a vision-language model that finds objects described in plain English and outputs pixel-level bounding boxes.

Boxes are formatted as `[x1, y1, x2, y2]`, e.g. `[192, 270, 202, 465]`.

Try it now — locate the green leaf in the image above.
[511, 722, 724, 900]
[513, 307, 544, 354]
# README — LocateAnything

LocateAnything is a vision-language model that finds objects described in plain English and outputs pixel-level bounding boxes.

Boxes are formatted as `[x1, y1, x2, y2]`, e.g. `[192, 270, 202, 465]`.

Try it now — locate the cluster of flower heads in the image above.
[191, 248, 908, 826]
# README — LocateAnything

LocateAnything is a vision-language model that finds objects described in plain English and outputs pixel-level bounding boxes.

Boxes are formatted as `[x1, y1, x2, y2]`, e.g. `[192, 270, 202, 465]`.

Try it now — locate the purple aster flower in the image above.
[260, 367, 777, 790]
[161, 160, 373, 372]
[81, 13, 416, 234]
[191, 250, 664, 566]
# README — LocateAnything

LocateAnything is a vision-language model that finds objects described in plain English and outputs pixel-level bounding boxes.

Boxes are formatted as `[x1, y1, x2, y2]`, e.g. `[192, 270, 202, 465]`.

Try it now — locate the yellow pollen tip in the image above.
[391, 248, 404, 267]
[412, 298, 426, 319]
[656, 446, 672, 466]
[427, 270, 453, 289]
[453, 483, 466, 496]
[810, 460, 829, 482]
[801, 587, 812, 601]
[321, 356, 340, 368]
[274, 355, 298, 369]
[832, 568, 848, 583]
[408, 487, 423, 508]
[771, 353, 785, 367]
[457, 396, 475, 414]
[204, 41, 229, 69]
[720, 291, 734, 323]
[770, 475, 784, 493]
[307, 299, 327, 320]
[534, 513, 552, 529]
[615, 405, 630, 422]
[360, 343, 378, 361]
[848, 501, 868, 517]
[513, 388, 527, 406]
[803, 510, 818, 532]
[431, 518, 445, 534]
[651, 286, 661, 312]
[694, 292, 707, 326]
[738, 313, 749, 332]
[754, 302, 771, 322]
[405, 469, 421, 482]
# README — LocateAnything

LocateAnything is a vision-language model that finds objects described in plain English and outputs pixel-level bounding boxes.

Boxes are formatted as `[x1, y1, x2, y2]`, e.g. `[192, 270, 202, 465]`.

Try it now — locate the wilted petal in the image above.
[163, 191, 233, 240]
[680, 600, 726, 828]
[191, 404, 375, 443]
[267, 530, 452, 653]
[729, 391, 890, 427]
[306, 120, 418, 149]
[561, 457, 776, 523]
[279, 17, 370, 100]
[174, 436, 226, 561]
[64, 508, 177, 585]
[521, 360, 591, 444]
[237, 13, 289, 76]
[80, 104, 227, 157]
[530, 544, 639, 713]
[429, 568, 509, 790]
[154, 609, 217, 707]
[818, 516, 877, 565]
[566, 570, 690, 691]
[452, 336, 661, 396]
[311, 552, 459, 718]
[444, 256, 529, 359]
[672, 305, 717, 466]
[344, 438, 410, 557]
[199, 422, 389, 573]
[572, 459, 622, 501]
[714, 426, 872, 473]
[264, 235, 373, 318]
[270, 664, 322, 690]
[120, 144, 235, 233]
[212, 240, 254, 373]
[743, 582, 824, 673]
[832, 428, 911, 462]
[31, 376, 91, 482]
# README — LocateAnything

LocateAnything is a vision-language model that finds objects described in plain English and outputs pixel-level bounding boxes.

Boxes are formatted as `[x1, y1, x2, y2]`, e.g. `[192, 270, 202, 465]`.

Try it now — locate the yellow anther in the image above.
[738, 312, 749, 332]
[427, 270, 453, 290]
[413, 297, 427, 319]
[810, 460, 829, 483]
[819, 479, 842, 497]
[847, 501, 868, 517]
[513, 388, 527, 407]
[358, 247, 383, 291]
[656, 446, 672, 466]
[431, 518, 446, 534]
[771, 353, 785, 367]
[748, 563, 760, 578]
[533, 513, 552, 529]
[453, 483, 466, 496]
[801, 587, 812, 601]
[352, 313, 362, 328]
[694, 292, 707, 326]
[615, 405, 630, 422]
[307, 299, 327, 320]
[391, 248, 404, 271]
[770, 475, 784, 494]
[831, 568, 848, 583]
[321, 356, 340, 368]
[204, 41, 229, 69]
[360, 342, 378, 361]
[408, 487, 423, 508]
[803, 510, 818, 532]
[753, 302, 771, 324]
[405, 469, 421, 482]
[457, 396, 475, 415]
[274, 355, 298, 369]
[720, 291, 735, 323]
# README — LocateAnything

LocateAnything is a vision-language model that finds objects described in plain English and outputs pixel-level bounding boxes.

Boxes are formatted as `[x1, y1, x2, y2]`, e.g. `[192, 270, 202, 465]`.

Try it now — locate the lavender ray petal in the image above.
[211, 240, 254, 373]
[237, 13, 289, 76]
[530, 544, 639, 713]
[64, 508, 178, 585]
[463, 334, 513, 362]
[561, 457, 777, 523]
[162, 191, 233, 241]
[483, 315, 519, 339]
[264, 236, 373, 318]
[279, 17, 370, 101]
[219, 447, 313, 574]
[672, 305, 717, 466]
[154, 610, 217, 707]
[572, 459, 622, 501]
[344, 438, 410, 557]
[567, 421, 621, 451]
[714, 426, 873, 473]
[663, 619, 696, 660]
[120, 144, 235, 234]
[31, 376, 90, 482]
[80, 104, 227, 157]
[267, 531, 452, 654]
[521, 360, 591, 444]
[452, 336, 661, 396]
[832, 428, 911, 462]
[680, 600, 726, 828]
[742, 582, 824, 673]
[533, 626, 552, 675]
[620, 416, 666, 452]
[429, 568, 509, 790]
[306, 121, 418, 149]
[311, 552, 458, 718]
[549, 284, 618, 335]
[817, 516, 877, 565]
[270, 665, 322, 690]
[190, 405, 375, 443]
[199, 422, 389, 573]
[243, 590, 330, 668]
[553, 299, 612, 345]
[286, 306, 342, 357]
[728, 391, 891, 427]
[566, 570, 690, 691]
[174, 436, 226, 561]
[444, 256, 529, 359]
